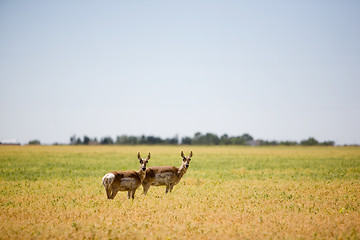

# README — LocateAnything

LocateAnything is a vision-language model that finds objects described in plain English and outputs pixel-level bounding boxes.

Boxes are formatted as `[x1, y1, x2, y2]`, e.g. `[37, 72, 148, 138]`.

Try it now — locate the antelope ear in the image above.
[147, 152, 151, 160]
[181, 151, 185, 158]
[137, 152, 142, 160]
[189, 151, 193, 157]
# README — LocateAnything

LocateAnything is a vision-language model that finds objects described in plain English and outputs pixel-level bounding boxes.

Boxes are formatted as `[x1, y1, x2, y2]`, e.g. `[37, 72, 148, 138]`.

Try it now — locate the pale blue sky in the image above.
[1, 1, 359, 145]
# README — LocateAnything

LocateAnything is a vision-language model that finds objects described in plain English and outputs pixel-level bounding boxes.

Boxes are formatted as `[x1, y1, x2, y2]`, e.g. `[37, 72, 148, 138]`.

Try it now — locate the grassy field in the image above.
[0, 145, 359, 239]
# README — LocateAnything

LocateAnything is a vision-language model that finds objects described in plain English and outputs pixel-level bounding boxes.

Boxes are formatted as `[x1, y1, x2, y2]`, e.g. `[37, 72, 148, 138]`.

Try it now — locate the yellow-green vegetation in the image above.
[0, 145, 359, 239]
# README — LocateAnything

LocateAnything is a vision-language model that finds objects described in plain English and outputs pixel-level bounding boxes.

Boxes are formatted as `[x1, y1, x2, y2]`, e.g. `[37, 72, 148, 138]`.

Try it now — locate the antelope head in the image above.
[181, 151, 192, 169]
[137, 152, 150, 171]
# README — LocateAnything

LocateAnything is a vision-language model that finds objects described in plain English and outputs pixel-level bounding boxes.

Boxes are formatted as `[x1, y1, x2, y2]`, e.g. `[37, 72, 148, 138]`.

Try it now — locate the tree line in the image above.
[68, 133, 335, 146]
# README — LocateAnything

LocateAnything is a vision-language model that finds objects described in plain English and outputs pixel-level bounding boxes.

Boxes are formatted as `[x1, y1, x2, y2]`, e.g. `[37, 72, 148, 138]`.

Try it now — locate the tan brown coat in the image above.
[102, 152, 150, 199]
[142, 151, 192, 194]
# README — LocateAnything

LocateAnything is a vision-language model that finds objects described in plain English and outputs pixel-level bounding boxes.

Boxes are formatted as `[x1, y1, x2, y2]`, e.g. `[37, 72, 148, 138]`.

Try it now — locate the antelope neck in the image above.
[137, 168, 146, 182]
[177, 164, 187, 177]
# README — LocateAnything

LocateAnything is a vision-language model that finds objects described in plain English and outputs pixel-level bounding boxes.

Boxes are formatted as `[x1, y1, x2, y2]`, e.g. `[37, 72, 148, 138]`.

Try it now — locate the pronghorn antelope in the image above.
[102, 152, 150, 200]
[142, 151, 192, 194]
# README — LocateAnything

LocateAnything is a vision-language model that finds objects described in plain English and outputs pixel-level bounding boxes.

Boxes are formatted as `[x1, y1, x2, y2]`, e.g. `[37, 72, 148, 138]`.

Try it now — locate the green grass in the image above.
[0, 145, 359, 239]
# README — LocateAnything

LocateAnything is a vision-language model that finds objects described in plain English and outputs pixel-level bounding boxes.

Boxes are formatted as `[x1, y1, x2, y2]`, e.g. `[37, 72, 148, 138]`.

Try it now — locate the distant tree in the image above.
[116, 135, 138, 145]
[220, 134, 230, 145]
[147, 136, 163, 144]
[163, 135, 178, 145]
[320, 141, 335, 146]
[76, 138, 82, 145]
[90, 138, 99, 145]
[70, 135, 77, 145]
[192, 132, 220, 145]
[279, 141, 298, 146]
[83, 136, 90, 145]
[100, 136, 114, 145]
[207, 133, 221, 145]
[300, 137, 319, 146]
[139, 135, 147, 144]
[181, 136, 192, 145]
[127, 136, 138, 144]
[259, 140, 279, 146]
[28, 140, 40, 145]
[192, 132, 203, 144]
[229, 136, 245, 145]
[69, 133, 333, 146]
[116, 135, 128, 144]
[241, 133, 254, 142]
[194, 132, 202, 138]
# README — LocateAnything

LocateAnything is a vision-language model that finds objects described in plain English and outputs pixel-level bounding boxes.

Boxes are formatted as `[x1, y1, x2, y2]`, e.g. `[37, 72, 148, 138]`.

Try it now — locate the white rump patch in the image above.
[102, 173, 115, 188]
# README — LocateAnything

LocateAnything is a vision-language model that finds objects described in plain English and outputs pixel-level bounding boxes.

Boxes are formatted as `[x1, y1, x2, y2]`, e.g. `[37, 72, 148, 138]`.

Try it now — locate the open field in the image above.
[0, 145, 359, 239]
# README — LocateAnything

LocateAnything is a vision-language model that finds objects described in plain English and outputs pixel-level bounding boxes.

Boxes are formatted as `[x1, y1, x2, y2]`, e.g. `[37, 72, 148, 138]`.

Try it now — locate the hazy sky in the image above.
[1, 1, 359, 145]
